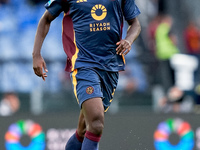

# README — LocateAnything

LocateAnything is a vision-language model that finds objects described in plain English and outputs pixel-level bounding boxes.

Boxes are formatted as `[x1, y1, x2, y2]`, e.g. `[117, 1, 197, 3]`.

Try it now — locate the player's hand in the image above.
[32, 54, 48, 81]
[116, 39, 131, 56]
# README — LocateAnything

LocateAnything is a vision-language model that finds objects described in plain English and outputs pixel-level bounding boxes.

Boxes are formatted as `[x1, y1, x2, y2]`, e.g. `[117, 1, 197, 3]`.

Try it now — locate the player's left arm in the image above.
[116, 17, 141, 55]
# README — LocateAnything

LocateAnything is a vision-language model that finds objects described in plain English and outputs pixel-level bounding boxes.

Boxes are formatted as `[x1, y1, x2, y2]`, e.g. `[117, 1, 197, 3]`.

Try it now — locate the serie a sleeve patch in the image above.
[44, 0, 63, 17]
[46, 0, 56, 7]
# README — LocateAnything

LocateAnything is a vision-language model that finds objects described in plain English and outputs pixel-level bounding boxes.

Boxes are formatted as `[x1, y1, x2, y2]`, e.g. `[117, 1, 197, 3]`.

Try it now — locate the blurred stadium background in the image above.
[1, 0, 200, 149]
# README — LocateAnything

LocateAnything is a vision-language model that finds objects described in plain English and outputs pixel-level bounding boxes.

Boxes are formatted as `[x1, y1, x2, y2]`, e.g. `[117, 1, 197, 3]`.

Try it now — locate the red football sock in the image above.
[85, 130, 101, 142]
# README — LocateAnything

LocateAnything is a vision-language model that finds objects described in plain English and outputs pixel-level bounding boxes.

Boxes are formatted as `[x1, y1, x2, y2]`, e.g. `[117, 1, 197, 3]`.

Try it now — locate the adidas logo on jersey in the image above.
[76, 0, 87, 3]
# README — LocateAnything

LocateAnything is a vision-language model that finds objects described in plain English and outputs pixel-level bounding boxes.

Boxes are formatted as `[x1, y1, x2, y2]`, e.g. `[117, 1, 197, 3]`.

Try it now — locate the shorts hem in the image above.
[79, 95, 103, 109]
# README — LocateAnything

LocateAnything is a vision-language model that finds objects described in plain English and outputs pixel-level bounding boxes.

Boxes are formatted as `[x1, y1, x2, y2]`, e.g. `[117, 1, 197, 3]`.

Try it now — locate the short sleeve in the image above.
[122, 0, 140, 21]
[45, 0, 64, 17]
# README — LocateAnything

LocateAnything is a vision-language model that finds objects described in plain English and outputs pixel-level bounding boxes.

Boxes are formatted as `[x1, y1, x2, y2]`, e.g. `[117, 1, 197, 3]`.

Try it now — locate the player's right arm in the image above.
[32, 10, 56, 81]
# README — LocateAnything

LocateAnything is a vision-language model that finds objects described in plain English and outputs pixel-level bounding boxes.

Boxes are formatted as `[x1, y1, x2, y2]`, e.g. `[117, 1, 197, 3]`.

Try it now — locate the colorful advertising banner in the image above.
[0, 112, 200, 150]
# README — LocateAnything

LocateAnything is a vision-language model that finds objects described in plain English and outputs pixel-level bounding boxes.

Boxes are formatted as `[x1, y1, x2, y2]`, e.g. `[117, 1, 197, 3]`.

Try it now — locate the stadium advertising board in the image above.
[0, 112, 200, 150]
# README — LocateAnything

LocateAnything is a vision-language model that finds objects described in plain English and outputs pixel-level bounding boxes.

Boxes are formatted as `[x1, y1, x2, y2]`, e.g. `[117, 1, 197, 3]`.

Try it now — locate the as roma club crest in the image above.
[86, 86, 94, 94]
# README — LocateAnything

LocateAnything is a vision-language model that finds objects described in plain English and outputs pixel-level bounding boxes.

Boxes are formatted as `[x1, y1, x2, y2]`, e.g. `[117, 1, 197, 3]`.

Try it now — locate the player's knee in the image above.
[90, 117, 104, 135]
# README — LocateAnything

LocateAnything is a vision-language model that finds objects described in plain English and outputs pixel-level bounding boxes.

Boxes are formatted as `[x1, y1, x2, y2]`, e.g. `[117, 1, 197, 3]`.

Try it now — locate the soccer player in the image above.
[32, 0, 141, 149]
